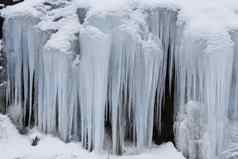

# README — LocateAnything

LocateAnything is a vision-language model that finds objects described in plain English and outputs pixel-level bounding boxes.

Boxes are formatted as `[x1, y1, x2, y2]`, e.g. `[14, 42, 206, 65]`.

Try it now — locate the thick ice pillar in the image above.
[79, 25, 111, 151]
[39, 47, 78, 141]
[109, 23, 164, 153]
[133, 39, 162, 149]
[38, 16, 81, 141]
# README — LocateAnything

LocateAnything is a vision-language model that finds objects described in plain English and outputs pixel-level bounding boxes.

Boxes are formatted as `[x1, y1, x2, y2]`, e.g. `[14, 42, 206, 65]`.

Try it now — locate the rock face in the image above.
[2, 0, 238, 159]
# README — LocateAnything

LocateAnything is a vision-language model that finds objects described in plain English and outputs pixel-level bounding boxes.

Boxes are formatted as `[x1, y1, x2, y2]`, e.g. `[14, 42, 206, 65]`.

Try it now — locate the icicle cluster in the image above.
[3, 0, 178, 154]
[174, 28, 235, 159]
[4, 1, 238, 159]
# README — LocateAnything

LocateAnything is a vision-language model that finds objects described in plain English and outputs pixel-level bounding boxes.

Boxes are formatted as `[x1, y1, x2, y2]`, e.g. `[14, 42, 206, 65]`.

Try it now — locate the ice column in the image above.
[37, 16, 81, 141]
[79, 25, 111, 151]
[109, 23, 163, 153]
[133, 39, 162, 149]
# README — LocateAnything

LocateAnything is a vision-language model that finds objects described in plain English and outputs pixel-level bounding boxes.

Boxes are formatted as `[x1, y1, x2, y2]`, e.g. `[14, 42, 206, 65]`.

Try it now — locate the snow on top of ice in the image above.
[176, 0, 238, 35]
[75, 0, 130, 12]
[1, 0, 45, 17]
[75, 0, 177, 12]
[80, 25, 109, 40]
[3, 0, 238, 36]
[2, 0, 238, 56]
[44, 14, 80, 54]
[74, 0, 238, 35]
[132, 0, 178, 11]
[34, 1, 81, 54]
[36, 3, 76, 30]
[78, 0, 238, 36]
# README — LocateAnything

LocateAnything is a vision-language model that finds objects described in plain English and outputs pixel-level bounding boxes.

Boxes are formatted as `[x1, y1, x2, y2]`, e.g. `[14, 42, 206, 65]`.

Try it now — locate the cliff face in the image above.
[2, 0, 238, 159]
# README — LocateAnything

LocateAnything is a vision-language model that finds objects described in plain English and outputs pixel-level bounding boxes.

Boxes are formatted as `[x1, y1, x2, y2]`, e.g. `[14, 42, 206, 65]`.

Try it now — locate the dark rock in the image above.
[76, 8, 88, 24]
[0, 0, 24, 6]
[53, 16, 63, 22]
[43, 1, 67, 11]
[31, 136, 40, 146]
[18, 127, 28, 135]
[0, 0, 24, 38]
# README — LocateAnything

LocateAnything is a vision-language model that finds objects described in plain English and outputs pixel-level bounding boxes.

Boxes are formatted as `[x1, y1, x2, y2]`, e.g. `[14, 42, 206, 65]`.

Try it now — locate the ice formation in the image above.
[2, 0, 177, 154]
[2, 0, 238, 159]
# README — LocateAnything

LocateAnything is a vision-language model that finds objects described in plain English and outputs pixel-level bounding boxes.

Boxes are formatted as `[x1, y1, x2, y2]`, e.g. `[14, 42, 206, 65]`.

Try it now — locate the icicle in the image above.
[109, 27, 136, 154]
[133, 37, 163, 149]
[146, 8, 177, 134]
[79, 25, 111, 151]
[146, 8, 177, 91]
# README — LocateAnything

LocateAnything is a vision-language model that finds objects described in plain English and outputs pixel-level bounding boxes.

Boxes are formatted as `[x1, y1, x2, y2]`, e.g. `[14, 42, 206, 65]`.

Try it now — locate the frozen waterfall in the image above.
[3, 2, 178, 154]
[2, 0, 238, 159]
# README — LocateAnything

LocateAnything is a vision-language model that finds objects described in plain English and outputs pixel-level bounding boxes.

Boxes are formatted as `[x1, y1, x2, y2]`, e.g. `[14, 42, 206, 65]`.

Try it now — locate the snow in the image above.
[176, 0, 238, 35]
[1, 0, 45, 17]
[3, 0, 238, 35]
[43, 15, 81, 54]
[0, 114, 185, 159]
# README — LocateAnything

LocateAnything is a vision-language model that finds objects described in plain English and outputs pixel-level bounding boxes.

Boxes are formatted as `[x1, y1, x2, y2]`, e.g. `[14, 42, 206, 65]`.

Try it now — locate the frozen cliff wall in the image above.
[2, 0, 238, 159]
